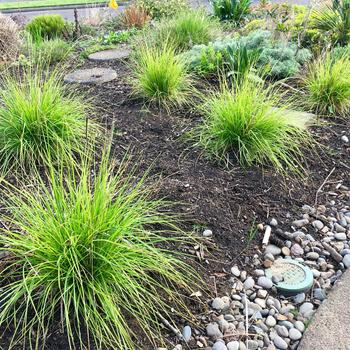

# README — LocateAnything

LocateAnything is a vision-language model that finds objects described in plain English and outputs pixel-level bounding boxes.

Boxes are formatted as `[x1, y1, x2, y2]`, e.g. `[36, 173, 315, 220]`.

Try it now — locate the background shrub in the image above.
[121, 3, 151, 28]
[26, 14, 65, 41]
[131, 43, 194, 108]
[303, 53, 350, 115]
[151, 10, 221, 52]
[183, 30, 311, 79]
[193, 78, 313, 175]
[0, 152, 195, 349]
[0, 13, 20, 62]
[25, 38, 73, 65]
[212, 0, 252, 22]
[0, 67, 96, 171]
[310, 0, 350, 47]
[135, 0, 188, 19]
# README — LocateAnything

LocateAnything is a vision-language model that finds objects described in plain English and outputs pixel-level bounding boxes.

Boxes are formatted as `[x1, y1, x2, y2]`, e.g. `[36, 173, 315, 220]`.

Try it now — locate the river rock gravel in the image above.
[171, 182, 350, 350]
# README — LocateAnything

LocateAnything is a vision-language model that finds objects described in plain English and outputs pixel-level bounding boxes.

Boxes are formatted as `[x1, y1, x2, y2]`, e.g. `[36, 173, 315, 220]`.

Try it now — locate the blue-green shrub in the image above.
[182, 30, 312, 79]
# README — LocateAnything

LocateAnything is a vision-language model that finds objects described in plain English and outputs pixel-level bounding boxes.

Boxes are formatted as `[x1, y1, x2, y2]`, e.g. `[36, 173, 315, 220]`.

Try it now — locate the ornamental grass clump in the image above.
[0, 151, 196, 349]
[0, 67, 96, 172]
[303, 53, 350, 115]
[131, 43, 194, 108]
[194, 78, 313, 175]
[153, 10, 221, 52]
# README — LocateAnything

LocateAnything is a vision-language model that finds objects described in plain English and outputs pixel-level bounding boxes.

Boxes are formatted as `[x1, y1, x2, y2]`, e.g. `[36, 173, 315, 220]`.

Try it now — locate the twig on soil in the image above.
[210, 275, 218, 297]
[262, 225, 272, 245]
[157, 313, 184, 341]
[314, 167, 335, 207]
[244, 292, 249, 349]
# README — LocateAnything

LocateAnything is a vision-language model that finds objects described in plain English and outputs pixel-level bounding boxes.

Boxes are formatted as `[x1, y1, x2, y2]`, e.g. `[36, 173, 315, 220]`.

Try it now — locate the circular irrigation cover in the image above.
[265, 259, 313, 296]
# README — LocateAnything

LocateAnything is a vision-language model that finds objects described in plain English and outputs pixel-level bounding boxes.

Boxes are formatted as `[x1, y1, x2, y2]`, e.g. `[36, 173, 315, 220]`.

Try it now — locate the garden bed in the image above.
[1, 1, 350, 349]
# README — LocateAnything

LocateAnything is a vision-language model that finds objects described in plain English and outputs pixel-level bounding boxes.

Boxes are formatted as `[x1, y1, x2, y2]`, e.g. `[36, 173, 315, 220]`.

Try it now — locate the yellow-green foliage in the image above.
[26, 14, 65, 41]
[303, 53, 350, 115]
[135, 0, 188, 19]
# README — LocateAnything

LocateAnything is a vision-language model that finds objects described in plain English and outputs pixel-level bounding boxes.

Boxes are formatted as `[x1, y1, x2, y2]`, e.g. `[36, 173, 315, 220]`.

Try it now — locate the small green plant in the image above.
[0, 67, 96, 171]
[25, 37, 73, 65]
[193, 78, 313, 175]
[102, 29, 137, 45]
[211, 0, 252, 23]
[226, 43, 261, 83]
[0, 150, 196, 349]
[26, 14, 65, 41]
[303, 53, 350, 115]
[135, 0, 188, 19]
[151, 10, 221, 52]
[131, 43, 194, 108]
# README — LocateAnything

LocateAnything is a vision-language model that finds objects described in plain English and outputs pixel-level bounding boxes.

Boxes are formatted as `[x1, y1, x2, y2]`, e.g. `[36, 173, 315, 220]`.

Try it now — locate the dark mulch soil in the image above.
[0, 56, 349, 349]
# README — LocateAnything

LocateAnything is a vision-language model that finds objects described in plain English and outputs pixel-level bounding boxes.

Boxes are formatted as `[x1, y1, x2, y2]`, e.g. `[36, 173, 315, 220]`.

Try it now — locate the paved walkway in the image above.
[298, 269, 350, 350]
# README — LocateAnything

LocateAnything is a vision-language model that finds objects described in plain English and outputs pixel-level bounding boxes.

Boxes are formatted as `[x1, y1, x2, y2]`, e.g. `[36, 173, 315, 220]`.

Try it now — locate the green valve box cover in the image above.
[265, 258, 314, 296]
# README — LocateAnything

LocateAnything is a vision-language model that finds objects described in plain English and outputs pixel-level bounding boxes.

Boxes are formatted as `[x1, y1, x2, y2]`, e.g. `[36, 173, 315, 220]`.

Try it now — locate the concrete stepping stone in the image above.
[88, 48, 131, 62]
[64, 68, 117, 84]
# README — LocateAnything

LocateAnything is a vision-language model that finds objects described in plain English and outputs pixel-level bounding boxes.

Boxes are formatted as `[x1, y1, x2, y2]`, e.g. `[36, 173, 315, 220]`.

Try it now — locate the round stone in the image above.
[206, 323, 223, 339]
[343, 254, 350, 268]
[246, 340, 259, 350]
[270, 218, 278, 226]
[334, 232, 347, 241]
[88, 47, 131, 61]
[282, 247, 291, 256]
[64, 68, 117, 84]
[182, 325, 191, 341]
[312, 220, 324, 230]
[231, 265, 240, 277]
[276, 325, 289, 337]
[306, 252, 319, 260]
[203, 229, 213, 237]
[313, 288, 326, 301]
[289, 328, 302, 341]
[266, 315, 277, 327]
[291, 244, 304, 257]
[227, 341, 239, 350]
[273, 336, 288, 350]
[299, 302, 314, 317]
[341, 135, 349, 143]
[293, 293, 305, 304]
[294, 320, 305, 332]
[258, 276, 273, 289]
[244, 277, 255, 289]
[265, 244, 282, 256]
[212, 340, 227, 350]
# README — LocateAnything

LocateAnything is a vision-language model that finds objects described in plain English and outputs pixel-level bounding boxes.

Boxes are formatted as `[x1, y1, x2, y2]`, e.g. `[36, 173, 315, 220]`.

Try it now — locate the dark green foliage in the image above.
[311, 0, 350, 46]
[26, 14, 65, 41]
[212, 0, 251, 22]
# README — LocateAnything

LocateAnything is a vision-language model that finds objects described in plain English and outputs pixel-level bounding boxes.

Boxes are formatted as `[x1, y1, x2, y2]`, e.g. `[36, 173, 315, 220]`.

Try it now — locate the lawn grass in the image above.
[0, 0, 107, 10]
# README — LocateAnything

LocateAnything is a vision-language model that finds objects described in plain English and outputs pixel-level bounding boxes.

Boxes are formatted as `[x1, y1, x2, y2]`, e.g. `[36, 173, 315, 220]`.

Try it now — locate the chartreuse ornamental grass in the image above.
[152, 10, 221, 52]
[303, 53, 350, 115]
[0, 67, 95, 172]
[131, 43, 194, 108]
[0, 151, 196, 349]
[194, 78, 313, 175]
